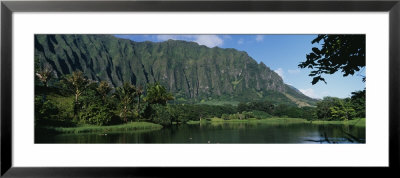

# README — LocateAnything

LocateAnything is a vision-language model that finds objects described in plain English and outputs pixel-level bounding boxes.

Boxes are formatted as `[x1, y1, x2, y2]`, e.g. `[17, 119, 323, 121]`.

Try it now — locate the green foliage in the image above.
[250, 110, 272, 119]
[221, 114, 230, 120]
[35, 64, 54, 87]
[79, 104, 114, 126]
[78, 83, 117, 126]
[97, 81, 113, 102]
[144, 82, 174, 105]
[217, 112, 255, 120]
[34, 34, 314, 106]
[113, 82, 137, 123]
[329, 104, 356, 121]
[34, 35, 365, 129]
[350, 89, 366, 118]
[35, 96, 59, 120]
[237, 100, 315, 119]
[299, 35, 365, 84]
[162, 104, 237, 123]
[166, 105, 190, 124]
[62, 70, 92, 118]
[298, 106, 316, 120]
[273, 105, 315, 119]
[315, 97, 341, 120]
[63, 70, 91, 102]
[314, 96, 358, 121]
[237, 101, 275, 114]
[150, 104, 172, 126]
[48, 122, 163, 134]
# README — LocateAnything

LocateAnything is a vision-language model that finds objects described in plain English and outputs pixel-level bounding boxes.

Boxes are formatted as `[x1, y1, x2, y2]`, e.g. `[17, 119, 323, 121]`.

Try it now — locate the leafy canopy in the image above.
[299, 35, 365, 85]
[35, 64, 54, 87]
[144, 82, 174, 105]
[113, 82, 137, 122]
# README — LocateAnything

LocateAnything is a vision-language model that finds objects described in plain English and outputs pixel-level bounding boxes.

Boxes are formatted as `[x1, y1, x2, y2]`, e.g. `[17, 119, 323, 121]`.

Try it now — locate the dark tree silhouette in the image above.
[299, 35, 365, 85]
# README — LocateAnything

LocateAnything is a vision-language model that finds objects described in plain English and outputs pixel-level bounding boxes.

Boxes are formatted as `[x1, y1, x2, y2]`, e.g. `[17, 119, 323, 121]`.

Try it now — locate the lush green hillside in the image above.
[34, 34, 316, 106]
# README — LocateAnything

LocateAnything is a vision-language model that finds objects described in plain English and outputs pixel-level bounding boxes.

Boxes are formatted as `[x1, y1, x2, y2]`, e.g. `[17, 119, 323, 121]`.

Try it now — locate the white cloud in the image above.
[255, 35, 264, 42]
[299, 88, 320, 99]
[194, 35, 223, 48]
[288, 69, 301, 74]
[274, 68, 284, 79]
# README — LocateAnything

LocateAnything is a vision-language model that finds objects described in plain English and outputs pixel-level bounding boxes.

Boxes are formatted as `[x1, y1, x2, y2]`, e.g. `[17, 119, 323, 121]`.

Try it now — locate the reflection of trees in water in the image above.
[41, 122, 365, 143]
[312, 124, 365, 143]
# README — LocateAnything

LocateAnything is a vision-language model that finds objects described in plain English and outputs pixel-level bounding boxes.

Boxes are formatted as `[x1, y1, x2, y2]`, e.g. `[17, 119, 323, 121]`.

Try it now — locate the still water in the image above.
[36, 121, 365, 144]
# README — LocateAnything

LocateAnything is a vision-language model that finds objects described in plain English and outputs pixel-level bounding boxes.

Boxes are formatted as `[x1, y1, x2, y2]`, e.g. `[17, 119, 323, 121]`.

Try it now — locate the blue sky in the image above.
[114, 34, 365, 99]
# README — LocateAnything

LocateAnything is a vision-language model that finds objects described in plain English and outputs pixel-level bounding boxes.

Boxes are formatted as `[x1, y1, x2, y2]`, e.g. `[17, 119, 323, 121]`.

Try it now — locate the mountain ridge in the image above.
[34, 34, 316, 106]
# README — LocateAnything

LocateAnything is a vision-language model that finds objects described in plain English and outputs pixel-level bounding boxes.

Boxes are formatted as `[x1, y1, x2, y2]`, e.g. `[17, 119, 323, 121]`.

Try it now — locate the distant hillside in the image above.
[34, 34, 317, 106]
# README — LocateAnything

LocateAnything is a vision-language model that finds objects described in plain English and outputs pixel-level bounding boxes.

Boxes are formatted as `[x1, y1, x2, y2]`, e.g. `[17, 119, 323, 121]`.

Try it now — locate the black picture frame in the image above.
[1, 0, 399, 177]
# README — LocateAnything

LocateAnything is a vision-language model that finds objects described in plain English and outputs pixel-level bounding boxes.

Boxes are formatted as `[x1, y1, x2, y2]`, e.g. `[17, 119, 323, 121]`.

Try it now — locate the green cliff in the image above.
[34, 34, 316, 105]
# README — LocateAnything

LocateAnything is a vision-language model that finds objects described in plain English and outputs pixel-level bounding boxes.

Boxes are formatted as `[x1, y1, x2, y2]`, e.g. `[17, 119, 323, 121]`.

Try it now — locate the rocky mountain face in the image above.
[34, 34, 315, 105]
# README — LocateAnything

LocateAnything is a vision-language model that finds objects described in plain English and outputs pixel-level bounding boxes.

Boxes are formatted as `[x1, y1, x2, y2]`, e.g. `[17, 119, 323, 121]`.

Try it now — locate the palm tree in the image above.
[135, 85, 143, 110]
[65, 70, 90, 104]
[97, 81, 113, 103]
[113, 82, 136, 123]
[144, 82, 174, 105]
[63, 70, 91, 118]
[35, 65, 53, 87]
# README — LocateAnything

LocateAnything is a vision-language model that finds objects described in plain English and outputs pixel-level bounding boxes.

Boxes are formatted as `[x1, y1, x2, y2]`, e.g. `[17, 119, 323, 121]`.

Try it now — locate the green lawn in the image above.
[43, 121, 163, 134]
[310, 118, 366, 127]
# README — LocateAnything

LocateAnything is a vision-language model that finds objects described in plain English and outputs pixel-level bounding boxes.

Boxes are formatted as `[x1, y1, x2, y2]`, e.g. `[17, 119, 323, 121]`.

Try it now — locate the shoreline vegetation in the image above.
[38, 122, 163, 134]
[34, 35, 366, 143]
[187, 117, 365, 126]
[34, 70, 365, 139]
[37, 118, 365, 135]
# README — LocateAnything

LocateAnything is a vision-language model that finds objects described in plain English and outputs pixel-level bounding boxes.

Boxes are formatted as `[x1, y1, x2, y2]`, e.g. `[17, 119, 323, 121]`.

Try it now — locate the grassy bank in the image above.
[41, 122, 163, 134]
[310, 118, 365, 127]
[38, 118, 365, 135]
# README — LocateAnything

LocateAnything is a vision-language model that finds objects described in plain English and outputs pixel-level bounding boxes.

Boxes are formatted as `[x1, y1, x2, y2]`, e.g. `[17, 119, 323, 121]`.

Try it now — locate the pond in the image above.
[36, 121, 366, 144]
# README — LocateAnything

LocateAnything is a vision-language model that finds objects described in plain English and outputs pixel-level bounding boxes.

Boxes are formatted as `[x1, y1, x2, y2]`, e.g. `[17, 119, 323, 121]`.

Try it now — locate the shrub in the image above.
[150, 104, 172, 126]
[221, 114, 230, 120]
[79, 104, 114, 126]
[250, 110, 272, 119]
[242, 111, 255, 119]
[35, 96, 59, 121]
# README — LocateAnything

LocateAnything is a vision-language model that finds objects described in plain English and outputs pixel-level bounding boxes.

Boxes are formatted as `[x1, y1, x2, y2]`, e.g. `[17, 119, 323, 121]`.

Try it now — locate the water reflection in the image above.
[36, 122, 366, 144]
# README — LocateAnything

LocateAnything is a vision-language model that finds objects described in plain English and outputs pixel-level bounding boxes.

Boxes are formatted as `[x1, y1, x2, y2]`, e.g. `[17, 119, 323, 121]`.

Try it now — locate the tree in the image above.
[237, 102, 248, 113]
[113, 82, 136, 123]
[35, 64, 53, 87]
[135, 85, 144, 110]
[150, 104, 172, 126]
[63, 70, 91, 118]
[314, 96, 357, 121]
[315, 97, 341, 120]
[97, 81, 113, 103]
[144, 82, 174, 105]
[299, 35, 365, 85]
[350, 89, 366, 118]
[64, 70, 91, 103]
[79, 104, 113, 126]
[329, 100, 356, 121]
[35, 96, 59, 121]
